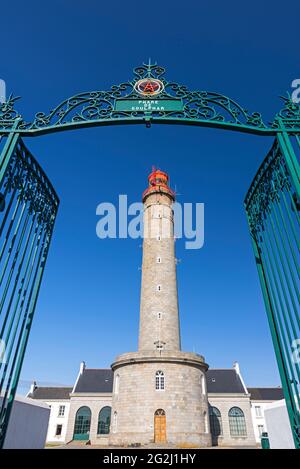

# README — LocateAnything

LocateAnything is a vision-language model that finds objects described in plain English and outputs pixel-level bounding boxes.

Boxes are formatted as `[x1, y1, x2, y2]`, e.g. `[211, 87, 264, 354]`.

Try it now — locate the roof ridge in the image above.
[248, 386, 282, 389]
[84, 368, 112, 371]
[35, 385, 73, 388]
[207, 368, 235, 371]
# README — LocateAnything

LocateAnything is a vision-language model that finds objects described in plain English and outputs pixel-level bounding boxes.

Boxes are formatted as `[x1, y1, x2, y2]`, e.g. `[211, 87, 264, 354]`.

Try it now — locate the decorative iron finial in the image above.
[143, 58, 157, 77]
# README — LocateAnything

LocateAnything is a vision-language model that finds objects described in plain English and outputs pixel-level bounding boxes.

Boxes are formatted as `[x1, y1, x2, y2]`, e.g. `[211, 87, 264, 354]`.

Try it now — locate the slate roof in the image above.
[73, 368, 113, 393]
[29, 369, 280, 399]
[28, 387, 72, 400]
[206, 369, 246, 394]
[248, 387, 284, 401]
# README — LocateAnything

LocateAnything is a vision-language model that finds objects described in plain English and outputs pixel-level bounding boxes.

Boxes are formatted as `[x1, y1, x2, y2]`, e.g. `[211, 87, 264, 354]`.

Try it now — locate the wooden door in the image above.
[154, 410, 166, 443]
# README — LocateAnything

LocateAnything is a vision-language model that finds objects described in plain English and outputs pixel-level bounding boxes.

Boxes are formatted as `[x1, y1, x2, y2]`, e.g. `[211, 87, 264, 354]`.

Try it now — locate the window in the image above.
[55, 424, 62, 436]
[204, 411, 209, 433]
[255, 406, 262, 418]
[157, 235, 161, 241]
[73, 406, 91, 438]
[156, 285, 161, 291]
[258, 425, 264, 437]
[201, 374, 206, 395]
[58, 405, 65, 417]
[155, 371, 165, 390]
[228, 407, 247, 437]
[209, 406, 223, 437]
[97, 406, 111, 435]
[115, 374, 120, 394]
[157, 257, 161, 263]
[157, 312, 162, 319]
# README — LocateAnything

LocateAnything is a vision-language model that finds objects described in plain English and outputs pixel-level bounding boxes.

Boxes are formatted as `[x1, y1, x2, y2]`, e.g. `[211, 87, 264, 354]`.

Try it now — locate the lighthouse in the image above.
[109, 169, 211, 447]
[138, 169, 180, 353]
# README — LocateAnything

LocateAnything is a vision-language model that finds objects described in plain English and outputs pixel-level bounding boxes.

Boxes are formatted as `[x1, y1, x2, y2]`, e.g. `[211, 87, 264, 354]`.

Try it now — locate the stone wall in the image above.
[208, 394, 256, 447]
[65, 394, 112, 445]
[109, 352, 211, 447]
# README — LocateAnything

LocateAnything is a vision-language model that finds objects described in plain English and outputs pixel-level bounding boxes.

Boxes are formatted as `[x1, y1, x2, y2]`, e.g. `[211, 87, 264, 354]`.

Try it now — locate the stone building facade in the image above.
[29, 361, 263, 447]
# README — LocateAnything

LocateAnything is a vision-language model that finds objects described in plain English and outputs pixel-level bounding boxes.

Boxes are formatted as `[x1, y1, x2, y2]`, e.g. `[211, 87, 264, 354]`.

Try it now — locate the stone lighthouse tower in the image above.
[109, 169, 211, 447]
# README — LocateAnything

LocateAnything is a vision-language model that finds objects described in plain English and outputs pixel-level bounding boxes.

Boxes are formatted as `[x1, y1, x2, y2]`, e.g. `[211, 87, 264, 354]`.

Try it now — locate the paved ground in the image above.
[47, 443, 258, 450]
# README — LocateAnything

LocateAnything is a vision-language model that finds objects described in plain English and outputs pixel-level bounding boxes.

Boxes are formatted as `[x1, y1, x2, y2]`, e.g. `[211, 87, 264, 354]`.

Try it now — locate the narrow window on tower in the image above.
[156, 285, 161, 292]
[157, 235, 161, 241]
[155, 371, 165, 391]
[204, 411, 209, 433]
[157, 257, 161, 263]
[157, 312, 162, 319]
[201, 374, 206, 395]
[115, 374, 120, 394]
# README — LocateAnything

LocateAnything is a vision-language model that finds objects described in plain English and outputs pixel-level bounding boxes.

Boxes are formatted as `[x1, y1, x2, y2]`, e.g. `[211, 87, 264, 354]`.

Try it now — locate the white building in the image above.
[264, 399, 295, 449]
[248, 386, 284, 443]
[27, 382, 72, 445]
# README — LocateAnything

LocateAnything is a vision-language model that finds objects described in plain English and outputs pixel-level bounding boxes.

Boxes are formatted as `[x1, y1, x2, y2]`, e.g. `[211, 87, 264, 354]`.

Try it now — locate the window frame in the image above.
[55, 424, 63, 436]
[255, 405, 262, 418]
[155, 370, 165, 391]
[58, 405, 65, 417]
[97, 406, 112, 435]
[228, 407, 247, 437]
[209, 406, 223, 437]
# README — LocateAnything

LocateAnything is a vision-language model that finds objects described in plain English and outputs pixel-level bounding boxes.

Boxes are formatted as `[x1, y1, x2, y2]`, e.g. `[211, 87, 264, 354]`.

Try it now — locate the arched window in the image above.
[73, 406, 91, 440]
[155, 371, 165, 390]
[209, 406, 223, 437]
[97, 406, 111, 435]
[201, 374, 206, 395]
[228, 407, 247, 436]
[204, 411, 209, 433]
[115, 374, 120, 394]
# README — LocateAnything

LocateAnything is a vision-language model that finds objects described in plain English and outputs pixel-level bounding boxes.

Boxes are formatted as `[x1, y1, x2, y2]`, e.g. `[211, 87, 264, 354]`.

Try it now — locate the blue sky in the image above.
[1, 0, 299, 392]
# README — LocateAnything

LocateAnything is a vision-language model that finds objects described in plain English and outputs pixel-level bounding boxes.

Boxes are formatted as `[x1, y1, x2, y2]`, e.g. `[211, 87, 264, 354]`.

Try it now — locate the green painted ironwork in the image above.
[0, 136, 59, 448]
[73, 406, 91, 440]
[0, 62, 299, 136]
[244, 134, 300, 448]
[0, 61, 299, 448]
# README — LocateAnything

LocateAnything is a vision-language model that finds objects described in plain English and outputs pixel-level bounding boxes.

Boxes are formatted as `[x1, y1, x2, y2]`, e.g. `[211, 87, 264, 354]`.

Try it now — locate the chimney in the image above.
[80, 361, 86, 374]
[29, 381, 37, 395]
[233, 362, 248, 394]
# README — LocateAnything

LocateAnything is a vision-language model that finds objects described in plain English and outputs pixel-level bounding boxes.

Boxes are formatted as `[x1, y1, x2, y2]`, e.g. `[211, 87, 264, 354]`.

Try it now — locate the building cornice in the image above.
[111, 351, 208, 371]
[70, 393, 113, 398]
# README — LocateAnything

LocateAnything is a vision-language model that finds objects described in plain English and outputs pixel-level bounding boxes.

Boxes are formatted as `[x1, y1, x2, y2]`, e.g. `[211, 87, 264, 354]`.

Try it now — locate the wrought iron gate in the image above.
[245, 133, 300, 448]
[0, 134, 58, 447]
[0, 62, 299, 447]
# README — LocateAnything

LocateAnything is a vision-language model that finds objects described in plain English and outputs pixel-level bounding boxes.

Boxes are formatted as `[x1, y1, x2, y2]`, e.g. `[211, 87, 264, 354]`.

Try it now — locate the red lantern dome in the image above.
[142, 168, 175, 202]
